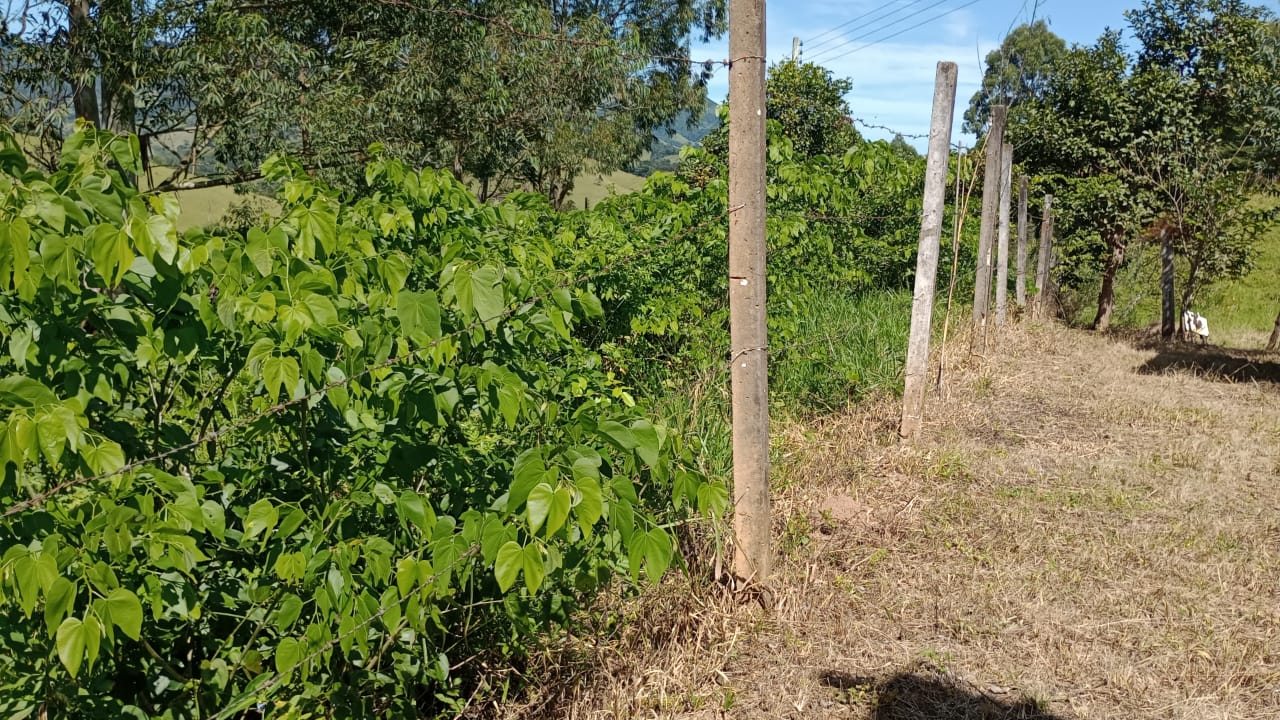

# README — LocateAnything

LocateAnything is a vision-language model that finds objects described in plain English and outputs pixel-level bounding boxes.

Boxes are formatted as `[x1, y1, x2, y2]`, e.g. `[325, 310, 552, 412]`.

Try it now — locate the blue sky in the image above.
[691, 0, 1135, 149]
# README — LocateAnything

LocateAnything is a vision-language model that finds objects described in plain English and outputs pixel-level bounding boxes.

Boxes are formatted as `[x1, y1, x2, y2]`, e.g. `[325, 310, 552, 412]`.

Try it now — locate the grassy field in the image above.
[565, 169, 647, 209]
[504, 322, 1280, 719]
[1072, 196, 1280, 349]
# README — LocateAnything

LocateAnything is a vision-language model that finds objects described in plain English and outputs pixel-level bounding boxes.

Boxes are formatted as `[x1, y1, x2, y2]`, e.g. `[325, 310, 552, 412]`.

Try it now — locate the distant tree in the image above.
[963, 20, 1068, 136]
[704, 59, 861, 160]
[888, 134, 921, 161]
[0, 0, 727, 205]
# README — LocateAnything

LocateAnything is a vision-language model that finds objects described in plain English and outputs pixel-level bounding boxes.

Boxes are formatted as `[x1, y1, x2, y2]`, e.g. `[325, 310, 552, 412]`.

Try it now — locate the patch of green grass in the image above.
[147, 166, 279, 231]
[1199, 199, 1280, 347]
[565, 169, 646, 210]
[771, 288, 913, 414]
[1090, 194, 1280, 348]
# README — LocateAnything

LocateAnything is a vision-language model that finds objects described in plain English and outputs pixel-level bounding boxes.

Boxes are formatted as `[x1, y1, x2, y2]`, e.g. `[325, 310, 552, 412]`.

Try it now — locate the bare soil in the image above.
[503, 323, 1280, 720]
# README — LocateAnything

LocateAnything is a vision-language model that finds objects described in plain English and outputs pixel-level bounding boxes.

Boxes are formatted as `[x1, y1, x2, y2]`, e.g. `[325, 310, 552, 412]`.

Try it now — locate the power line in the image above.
[810, 0, 984, 65]
[808, 0, 956, 63]
[804, 0, 932, 55]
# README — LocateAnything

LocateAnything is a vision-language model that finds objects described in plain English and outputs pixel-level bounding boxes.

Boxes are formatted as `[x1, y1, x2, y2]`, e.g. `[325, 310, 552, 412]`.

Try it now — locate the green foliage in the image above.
[1, 0, 726, 204]
[704, 61, 862, 161]
[0, 128, 726, 717]
[963, 20, 1069, 136]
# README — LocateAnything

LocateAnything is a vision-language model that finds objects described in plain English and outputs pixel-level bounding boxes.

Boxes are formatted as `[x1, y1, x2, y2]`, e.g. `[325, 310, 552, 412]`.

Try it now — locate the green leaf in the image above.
[521, 544, 546, 594]
[276, 594, 303, 630]
[631, 420, 661, 467]
[243, 499, 279, 543]
[274, 552, 306, 584]
[275, 637, 303, 674]
[82, 440, 125, 476]
[44, 577, 76, 635]
[509, 449, 549, 511]
[55, 617, 86, 677]
[261, 356, 300, 403]
[0, 376, 56, 408]
[574, 477, 603, 535]
[81, 614, 102, 671]
[104, 588, 143, 641]
[201, 501, 226, 540]
[246, 228, 274, 276]
[526, 483, 554, 534]
[396, 491, 435, 532]
[298, 293, 338, 328]
[396, 290, 441, 343]
[598, 420, 637, 453]
[545, 486, 572, 538]
[470, 267, 505, 324]
[644, 528, 673, 584]
[494, 541, 522, 592]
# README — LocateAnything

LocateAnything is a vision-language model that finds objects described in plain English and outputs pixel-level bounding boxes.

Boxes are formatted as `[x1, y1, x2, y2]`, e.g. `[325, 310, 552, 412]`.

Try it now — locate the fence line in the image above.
[0, 207, 740, 519]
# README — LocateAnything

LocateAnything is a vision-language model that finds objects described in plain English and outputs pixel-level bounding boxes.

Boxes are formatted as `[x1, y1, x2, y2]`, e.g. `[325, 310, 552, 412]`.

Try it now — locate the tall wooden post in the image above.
[1034, 194, 1054, 320]
[728, 0, 769, 582]
[1015, 176, 1029, 309]
[1160, 226, 1175, 340]
[900, 61, 958, 440]
[994, 142, 1013, 328]
[972, 105, 1006, 350]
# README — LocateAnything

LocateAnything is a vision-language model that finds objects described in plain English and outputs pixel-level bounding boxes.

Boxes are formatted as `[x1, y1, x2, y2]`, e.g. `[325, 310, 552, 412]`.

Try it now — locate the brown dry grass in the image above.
[495, 323, 1280, 720]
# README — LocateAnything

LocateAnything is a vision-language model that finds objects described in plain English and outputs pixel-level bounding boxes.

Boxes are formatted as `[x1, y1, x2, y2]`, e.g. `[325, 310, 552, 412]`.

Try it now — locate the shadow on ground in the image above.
[820, 667, 1066, 720]
[1133, 340, 1280, 384]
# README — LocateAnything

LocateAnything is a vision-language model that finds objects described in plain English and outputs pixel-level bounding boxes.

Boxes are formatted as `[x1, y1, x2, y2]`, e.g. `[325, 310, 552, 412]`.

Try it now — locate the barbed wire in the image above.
[0, 206, 741, 519]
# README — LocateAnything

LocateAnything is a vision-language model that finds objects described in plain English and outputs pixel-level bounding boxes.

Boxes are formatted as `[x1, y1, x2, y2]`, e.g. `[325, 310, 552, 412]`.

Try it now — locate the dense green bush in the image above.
[0, 120, 963, 717]
[0, 129, 724, 718]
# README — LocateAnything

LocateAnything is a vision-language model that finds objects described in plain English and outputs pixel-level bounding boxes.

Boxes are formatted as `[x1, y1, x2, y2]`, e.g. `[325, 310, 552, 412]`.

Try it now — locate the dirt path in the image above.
[511, 324, 1280, 720]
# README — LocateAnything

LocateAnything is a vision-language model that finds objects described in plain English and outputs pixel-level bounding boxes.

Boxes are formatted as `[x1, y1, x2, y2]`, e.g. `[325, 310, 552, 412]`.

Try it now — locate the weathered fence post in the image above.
[972, 105, 1006, 351]
[1161, 224, 1175, 341]
[1015, 176, 1029, 310]
[900, 61, 958, 440]
[1034, 194, 1054, 320]
[994, 142, 1013, 328]
[727, 0, 769, 582]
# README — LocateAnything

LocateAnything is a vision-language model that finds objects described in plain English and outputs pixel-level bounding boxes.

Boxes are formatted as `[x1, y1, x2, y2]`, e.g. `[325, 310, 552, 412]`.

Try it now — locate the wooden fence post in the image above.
[994, 142, 1013, 328]
[972, 105, 1006, 351]
[1034, 194, 1054, 320]
[900, 61, 958, 440]
[727, 0, 769, 582]
[1015, 175, 1028, 310]
[1161, 225, 1175, 340]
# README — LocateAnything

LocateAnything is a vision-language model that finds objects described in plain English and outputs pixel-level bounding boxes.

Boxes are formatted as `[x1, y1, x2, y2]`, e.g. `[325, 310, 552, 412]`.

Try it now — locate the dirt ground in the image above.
[504, 323, 1280, 720]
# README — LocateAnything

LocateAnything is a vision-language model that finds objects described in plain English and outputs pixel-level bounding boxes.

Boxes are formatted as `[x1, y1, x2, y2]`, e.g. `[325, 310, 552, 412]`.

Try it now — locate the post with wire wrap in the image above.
[900, 61, 958, 440]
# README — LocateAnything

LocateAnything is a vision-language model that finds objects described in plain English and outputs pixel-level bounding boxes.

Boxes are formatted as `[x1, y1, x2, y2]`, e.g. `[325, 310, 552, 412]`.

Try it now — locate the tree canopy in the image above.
[0, 0, 727, 204]
[963, 19, 1068, 136]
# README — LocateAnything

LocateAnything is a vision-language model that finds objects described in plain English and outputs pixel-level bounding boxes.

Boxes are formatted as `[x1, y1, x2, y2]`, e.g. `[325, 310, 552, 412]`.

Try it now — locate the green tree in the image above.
[704, 60, 861, 160]
[0, 1, 727, 205]
[963, 20, 1068, 136]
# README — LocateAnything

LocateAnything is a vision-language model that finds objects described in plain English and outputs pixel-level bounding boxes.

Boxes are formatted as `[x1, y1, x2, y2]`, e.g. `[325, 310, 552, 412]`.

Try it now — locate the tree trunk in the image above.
[69, 0, 101, 127]
[1267, 306, 1280, 352]
[1092, 232, 1126, 332]
[99, 0, 135, 135]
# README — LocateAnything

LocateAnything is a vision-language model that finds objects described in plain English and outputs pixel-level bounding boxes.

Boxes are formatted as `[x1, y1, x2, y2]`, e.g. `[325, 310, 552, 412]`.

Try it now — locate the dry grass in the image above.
[494, 322, 1280, 720]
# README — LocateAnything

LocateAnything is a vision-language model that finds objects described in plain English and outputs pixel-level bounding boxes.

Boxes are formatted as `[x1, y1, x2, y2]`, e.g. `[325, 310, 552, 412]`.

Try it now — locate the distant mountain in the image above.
[629, 97, 721, 176]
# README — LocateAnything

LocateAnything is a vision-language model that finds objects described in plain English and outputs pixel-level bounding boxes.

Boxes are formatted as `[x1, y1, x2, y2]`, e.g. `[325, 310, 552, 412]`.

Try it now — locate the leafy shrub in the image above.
[0, 129, 724, 718]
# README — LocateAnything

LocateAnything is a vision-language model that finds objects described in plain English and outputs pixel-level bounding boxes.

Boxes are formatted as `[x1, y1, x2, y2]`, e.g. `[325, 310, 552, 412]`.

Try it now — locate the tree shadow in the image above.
[820, 666, 1067, 720]
[1133, 340, 1280, 385]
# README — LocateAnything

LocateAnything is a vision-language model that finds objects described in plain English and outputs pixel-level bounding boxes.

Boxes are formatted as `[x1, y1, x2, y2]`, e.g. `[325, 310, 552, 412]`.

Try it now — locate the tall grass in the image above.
[649, 288, 914, 484]
[770, 288, 913, 414]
